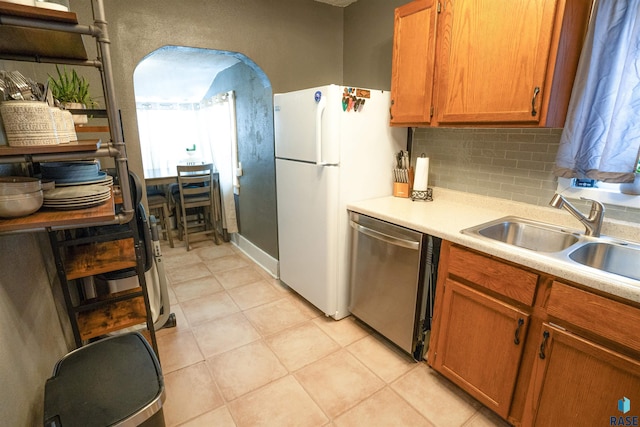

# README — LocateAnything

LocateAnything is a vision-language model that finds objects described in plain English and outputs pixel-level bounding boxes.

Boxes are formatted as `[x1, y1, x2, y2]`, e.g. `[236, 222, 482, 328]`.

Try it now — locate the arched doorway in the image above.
[133, 45, 279, 270]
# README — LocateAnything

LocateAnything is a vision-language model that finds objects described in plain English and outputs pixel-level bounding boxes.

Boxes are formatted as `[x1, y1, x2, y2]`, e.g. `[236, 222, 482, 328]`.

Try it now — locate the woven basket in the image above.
[0, 101, 59, 147]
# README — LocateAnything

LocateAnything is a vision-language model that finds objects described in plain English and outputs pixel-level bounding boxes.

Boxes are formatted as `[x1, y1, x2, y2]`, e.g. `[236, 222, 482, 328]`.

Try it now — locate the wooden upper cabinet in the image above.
[436, 0, 557, 125]
[390, 0, 591, 127]
[390, 0, 438, 126]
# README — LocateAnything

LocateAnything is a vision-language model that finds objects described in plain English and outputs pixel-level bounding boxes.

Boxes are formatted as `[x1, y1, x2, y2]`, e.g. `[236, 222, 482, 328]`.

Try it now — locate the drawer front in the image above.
[547, 281, 640, 354]
[448, 245, 538, 306]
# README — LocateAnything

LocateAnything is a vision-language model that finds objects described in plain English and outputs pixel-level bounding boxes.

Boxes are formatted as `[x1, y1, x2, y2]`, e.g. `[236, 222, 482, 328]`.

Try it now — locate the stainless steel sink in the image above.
[462, 216, 580, 253]
[568, 242, 640, 281]
[462, 216, 640, 287]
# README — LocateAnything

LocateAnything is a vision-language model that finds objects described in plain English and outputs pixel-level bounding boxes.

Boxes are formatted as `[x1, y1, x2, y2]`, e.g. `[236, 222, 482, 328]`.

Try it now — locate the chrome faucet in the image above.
[549, 193, 605, 237]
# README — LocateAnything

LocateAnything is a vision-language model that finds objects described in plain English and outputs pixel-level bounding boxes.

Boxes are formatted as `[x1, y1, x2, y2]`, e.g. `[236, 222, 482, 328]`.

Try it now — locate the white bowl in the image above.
[0, 176, 42, 195]
[0, 190, 43, 218]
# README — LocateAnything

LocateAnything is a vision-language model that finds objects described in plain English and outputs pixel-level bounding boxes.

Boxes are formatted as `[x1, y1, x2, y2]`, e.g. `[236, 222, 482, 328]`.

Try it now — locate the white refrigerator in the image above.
[274, 84, 406, 319]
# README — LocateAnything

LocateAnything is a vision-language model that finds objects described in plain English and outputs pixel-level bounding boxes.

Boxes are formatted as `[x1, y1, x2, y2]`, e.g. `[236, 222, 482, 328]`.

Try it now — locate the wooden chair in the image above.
[146, 186, 174, 248]
[175, 163, 220, 250]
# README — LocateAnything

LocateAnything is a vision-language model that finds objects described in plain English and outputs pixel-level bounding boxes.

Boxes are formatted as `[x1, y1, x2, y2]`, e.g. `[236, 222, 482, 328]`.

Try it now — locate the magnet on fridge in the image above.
[314, 91, 322, 103]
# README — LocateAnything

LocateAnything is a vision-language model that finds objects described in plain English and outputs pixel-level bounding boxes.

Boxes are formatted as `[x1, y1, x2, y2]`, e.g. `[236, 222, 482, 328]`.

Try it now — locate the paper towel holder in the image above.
[411, 187, 432, 202]
[411, 153, 432, 201]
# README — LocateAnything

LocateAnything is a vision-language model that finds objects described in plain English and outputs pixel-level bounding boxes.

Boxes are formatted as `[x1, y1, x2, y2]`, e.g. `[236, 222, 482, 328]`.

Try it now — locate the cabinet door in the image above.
[523, 324, 640, 427]
[436, 0, 558, 124]
[390, 0, 438, 126]
[433, 279, 530, 418]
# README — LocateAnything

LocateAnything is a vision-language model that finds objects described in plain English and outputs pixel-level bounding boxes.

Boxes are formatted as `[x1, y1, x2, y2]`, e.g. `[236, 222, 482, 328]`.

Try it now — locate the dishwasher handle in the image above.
[350, 220, 420, 250]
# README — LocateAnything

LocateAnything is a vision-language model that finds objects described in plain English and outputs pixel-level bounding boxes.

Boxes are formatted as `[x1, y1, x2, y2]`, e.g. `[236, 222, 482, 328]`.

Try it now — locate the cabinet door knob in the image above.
[514, 317, 525, 345]
[531, 86, 540, 116]
[539, 330, 550, 359]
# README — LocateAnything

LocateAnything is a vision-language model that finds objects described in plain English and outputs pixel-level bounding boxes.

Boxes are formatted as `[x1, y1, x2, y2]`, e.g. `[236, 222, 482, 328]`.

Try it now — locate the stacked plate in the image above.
[55, 173, 113, 187]
[43, 185, 111, 210]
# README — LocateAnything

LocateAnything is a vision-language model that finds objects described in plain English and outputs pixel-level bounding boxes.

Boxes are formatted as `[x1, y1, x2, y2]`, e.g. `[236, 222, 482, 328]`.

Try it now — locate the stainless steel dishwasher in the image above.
[348, 212, 440, 360]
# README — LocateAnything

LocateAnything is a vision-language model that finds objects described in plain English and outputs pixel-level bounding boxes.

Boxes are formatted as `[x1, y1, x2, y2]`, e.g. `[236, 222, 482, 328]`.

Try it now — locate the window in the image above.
[137, 91, 238, 192]
[137, 102, 213, 179]
[557, 177, 640, 209]
[556, 158, 640, 209]
[136, 91, 240, 232]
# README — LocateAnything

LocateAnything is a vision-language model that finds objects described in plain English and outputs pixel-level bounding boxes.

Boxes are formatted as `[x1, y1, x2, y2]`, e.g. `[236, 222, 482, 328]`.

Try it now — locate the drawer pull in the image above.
[514, 318, 524, 345]
[539, 330, 550, 359]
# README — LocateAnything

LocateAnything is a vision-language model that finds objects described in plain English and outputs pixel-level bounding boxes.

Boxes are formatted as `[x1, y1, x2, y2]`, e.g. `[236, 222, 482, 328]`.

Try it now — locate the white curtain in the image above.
[137, 94, 239, 234]
[137, 103, 214, 178]
[200, 91, 239, 233]
[554, 0, 640, 183]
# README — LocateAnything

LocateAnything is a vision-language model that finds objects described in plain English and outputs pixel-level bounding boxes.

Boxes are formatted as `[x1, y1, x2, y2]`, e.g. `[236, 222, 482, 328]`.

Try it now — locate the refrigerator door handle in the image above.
[315, 96, 335, 166]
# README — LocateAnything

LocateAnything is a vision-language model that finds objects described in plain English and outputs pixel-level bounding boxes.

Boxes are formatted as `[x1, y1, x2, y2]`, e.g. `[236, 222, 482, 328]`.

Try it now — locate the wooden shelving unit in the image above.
[0, 139, 102, 156]
[75, 126, 110, 133]
[0, 0, 158, 355]
[0, 191, 115, 233]
[77, 294, 147, 340]
[64, 238, 136, 280]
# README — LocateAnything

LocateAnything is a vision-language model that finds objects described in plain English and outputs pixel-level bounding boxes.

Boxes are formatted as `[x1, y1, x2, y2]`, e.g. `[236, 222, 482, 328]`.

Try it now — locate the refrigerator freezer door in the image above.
[276, 158, 339, 316]
[274, 85, 339, 164]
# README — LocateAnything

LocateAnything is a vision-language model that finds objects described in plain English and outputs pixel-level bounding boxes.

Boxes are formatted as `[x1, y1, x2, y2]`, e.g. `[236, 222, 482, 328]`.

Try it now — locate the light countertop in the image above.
[347, 188, 640, 305]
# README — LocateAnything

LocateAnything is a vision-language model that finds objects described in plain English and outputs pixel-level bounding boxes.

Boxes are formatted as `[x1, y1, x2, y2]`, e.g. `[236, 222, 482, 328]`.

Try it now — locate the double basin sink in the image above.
[461, 216, 640, 283]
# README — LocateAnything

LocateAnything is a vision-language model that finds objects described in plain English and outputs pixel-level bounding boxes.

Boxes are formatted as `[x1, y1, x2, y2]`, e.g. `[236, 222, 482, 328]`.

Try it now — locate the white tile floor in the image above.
[155, 238, 511, 427]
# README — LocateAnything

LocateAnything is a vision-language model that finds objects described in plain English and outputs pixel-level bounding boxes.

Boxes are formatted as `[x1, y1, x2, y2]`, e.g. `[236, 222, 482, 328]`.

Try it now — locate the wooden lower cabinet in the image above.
[522, 324, 640, 426]
[430, 242, 640, 426]
[432, 278, 530, 419]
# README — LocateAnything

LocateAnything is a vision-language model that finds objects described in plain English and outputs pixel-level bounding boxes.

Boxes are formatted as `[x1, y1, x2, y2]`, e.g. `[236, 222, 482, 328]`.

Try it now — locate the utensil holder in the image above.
[393, 182, 410, 198]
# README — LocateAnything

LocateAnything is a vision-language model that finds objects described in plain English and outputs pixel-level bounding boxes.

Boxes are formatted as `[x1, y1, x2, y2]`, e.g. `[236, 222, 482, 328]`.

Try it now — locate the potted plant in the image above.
[48, 65, 96, 124]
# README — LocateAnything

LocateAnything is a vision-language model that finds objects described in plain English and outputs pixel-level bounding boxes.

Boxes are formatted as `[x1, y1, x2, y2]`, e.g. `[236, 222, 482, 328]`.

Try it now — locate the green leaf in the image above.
[48, 65, 97, 107]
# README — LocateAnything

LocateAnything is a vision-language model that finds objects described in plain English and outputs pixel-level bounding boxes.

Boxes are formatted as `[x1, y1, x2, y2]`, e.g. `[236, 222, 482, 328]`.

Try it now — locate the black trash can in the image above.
[44, 332, 165, 427]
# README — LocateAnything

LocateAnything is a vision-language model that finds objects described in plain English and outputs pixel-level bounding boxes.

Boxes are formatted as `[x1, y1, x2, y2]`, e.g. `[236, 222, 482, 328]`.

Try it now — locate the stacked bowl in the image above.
[0, 101, 59, 147]
[0, 177, 43, 218]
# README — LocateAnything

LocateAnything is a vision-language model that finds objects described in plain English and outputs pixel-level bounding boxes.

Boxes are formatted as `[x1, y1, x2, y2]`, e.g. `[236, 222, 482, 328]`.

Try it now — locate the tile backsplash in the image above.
[411, 127, 639, 223]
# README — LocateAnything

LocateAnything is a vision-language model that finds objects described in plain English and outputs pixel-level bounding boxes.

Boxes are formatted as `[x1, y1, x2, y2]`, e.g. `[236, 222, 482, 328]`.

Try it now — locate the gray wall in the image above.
[343, 0, 407, 90]
[205, 62, 278, 258]
[0, 234, 69, 426]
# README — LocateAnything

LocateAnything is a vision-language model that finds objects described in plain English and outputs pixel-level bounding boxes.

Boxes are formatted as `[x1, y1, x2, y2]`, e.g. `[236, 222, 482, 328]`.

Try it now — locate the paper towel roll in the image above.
[413, 157, 429, 191]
